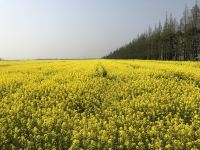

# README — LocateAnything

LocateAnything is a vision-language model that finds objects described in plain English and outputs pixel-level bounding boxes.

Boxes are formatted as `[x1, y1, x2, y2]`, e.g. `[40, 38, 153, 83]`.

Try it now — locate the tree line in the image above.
[104, 2, 200, 60]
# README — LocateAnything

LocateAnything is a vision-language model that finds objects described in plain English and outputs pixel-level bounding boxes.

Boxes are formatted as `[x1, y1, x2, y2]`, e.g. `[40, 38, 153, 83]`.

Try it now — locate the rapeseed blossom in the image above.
[0, 60, 200, 149]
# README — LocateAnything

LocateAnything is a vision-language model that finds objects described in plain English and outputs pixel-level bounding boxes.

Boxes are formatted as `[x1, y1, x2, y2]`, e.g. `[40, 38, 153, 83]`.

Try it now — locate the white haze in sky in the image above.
[0, 0, 196, 59]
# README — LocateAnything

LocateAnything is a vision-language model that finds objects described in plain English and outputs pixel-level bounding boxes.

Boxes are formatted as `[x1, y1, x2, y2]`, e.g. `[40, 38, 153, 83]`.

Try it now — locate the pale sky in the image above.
[0, 0, 196, 60]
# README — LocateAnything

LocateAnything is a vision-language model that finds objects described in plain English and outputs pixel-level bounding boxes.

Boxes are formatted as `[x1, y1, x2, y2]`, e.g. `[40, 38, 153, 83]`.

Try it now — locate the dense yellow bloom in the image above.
[0, 60, 200, 149]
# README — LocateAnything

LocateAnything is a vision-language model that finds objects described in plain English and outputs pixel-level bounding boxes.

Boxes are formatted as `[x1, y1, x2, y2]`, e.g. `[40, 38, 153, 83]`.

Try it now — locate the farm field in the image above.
[0, 60, 200, 149]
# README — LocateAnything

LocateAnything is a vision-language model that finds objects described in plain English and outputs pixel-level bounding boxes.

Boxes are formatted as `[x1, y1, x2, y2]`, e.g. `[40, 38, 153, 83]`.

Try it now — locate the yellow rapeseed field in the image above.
[0, 60, 200, 149]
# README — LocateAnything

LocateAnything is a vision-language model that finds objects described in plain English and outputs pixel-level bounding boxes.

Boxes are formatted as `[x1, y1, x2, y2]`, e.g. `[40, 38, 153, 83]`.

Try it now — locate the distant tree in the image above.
[190, 1, 200, 59]
[104, 1, 200, 61]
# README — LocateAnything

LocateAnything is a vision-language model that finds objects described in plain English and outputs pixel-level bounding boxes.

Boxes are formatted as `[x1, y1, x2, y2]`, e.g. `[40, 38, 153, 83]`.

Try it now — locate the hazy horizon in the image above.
[0, 0, 196, 60]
